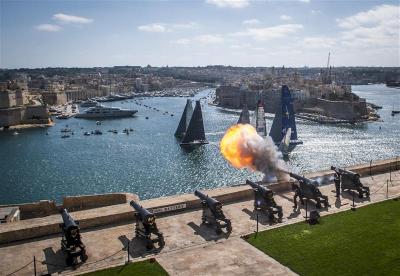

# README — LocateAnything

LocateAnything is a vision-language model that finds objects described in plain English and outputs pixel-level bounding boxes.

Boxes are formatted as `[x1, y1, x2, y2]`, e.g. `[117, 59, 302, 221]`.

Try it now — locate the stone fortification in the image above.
[0, 157, 398, 244]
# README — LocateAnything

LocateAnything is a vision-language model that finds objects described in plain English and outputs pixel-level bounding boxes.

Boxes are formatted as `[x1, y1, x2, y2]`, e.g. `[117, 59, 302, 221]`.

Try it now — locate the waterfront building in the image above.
[41, 82, 67, 105]
[0, 80, 50, 128]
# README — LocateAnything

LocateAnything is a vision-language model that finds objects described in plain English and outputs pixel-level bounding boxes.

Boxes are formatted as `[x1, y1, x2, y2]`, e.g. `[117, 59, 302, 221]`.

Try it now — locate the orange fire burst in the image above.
[220, 124, 259, 170]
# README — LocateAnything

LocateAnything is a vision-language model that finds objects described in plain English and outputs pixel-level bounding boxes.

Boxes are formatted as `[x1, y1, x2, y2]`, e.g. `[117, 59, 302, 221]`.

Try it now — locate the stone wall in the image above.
[0, 200, 59, 220]
[0, 91, 17, 108]
[0, 107, 23, 127]
[0, 158, 398, 244]
[22, 106, 49, 123]
[41, 92, 67, 105]
[63, 193, 138, 212]
[0, 193, 139, 221]
[312, 98, 368, 120]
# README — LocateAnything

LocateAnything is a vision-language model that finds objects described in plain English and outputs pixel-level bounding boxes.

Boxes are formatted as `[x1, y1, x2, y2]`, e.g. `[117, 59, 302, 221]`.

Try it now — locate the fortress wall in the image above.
[63, 193, 139, 212]
[316, 98, 357, 120]
[0, 107, 23, 127]
[0, 158, 398, 244]
[22, 105, 48, 120]
[0, 200, 58, 220]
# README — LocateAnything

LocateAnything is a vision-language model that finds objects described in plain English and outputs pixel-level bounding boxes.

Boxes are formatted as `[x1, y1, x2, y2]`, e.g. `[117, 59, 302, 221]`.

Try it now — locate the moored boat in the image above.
[75, 105, 137, 118]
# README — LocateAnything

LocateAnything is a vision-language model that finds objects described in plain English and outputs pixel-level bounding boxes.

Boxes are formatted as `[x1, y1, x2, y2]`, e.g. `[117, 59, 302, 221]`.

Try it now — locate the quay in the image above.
[1, 158, 399, 275]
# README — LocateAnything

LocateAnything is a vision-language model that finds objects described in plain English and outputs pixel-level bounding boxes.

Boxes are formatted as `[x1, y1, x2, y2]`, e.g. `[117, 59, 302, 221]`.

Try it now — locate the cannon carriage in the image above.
[246, 180, 283, 222]
[59, 209, 88, 266]
[290, 173, 329, 209]
[194, 190, 232, 234]
[130, 201, 165, 250]
[331, 166, 370, 198]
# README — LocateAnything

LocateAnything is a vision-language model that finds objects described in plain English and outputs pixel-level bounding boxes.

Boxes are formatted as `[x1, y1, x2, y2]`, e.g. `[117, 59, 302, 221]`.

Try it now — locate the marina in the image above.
[0, 84, 399, 205]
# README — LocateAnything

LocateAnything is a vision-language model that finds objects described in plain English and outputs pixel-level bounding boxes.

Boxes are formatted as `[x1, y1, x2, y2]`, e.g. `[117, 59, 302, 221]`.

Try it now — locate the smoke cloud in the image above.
[220, 124, 289, 182]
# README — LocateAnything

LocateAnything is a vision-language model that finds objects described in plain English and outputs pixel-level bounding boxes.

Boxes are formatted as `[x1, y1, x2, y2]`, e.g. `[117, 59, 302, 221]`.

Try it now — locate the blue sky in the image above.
[1, 0, 399, 68]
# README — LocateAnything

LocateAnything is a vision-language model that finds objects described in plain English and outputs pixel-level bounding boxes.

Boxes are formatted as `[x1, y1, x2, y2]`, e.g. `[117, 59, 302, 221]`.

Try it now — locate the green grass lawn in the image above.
[246, 199, 400, 276]
[82, 259, 168, 276]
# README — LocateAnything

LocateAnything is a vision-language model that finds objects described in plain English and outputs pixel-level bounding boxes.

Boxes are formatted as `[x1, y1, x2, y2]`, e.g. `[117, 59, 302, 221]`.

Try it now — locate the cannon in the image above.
[289, 173, 329, 209]
[331, 166, 370, 198]
[246, 180, 283, 222]
[194, 190, 232, 234]
[130, 201, 165, 250]
[59, 209, 88, 266]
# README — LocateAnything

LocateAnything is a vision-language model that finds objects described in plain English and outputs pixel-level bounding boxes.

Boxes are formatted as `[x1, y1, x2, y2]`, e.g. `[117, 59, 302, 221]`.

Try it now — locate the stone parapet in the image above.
[0, 157, 398, 244]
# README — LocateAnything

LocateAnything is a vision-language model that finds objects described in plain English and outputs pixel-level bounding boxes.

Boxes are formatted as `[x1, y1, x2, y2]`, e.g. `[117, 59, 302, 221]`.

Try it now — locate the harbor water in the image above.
[0, 84, 399, 205]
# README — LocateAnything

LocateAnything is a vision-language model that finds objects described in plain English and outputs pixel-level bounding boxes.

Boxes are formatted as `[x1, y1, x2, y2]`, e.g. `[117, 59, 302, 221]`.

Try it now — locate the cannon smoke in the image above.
[220, 124, 289, 182]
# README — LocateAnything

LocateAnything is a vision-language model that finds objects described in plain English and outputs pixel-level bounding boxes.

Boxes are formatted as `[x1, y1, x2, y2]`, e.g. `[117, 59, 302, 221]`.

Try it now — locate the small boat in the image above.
[56, 114, 70, 119]
[175, 99, 193, 138]
[84, 132, 91, 136]
[96, 121, 102, 125]
[81, 100, 98, 107]
[392, 110, 400, 116]
[61, 134, 70, 138]
[180, 101, 208, 148]
[12, 131, 19, 136]
[269, 85, 303, 153]
[113, 130, 118, 134]
[60, 128, 72, 133]
[94, 130, 102, 135]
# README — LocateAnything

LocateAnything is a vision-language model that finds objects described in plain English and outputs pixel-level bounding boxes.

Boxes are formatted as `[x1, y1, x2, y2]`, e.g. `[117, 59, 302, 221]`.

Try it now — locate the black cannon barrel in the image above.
[130, 200, 153, 220]
[289, 172, 315, 185]
[60, 209, 78, 230]
[194, 190, 220, 207]
[246, 180, 271, 194]
[331, 166, 358, 176]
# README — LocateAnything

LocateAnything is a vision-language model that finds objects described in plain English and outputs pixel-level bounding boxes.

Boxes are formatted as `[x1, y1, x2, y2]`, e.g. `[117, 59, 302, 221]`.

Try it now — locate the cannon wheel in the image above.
[358, 191, 363, 198]
[65, 255, 74, 267]
[268, 213, 276, 223]
[80, 252, 88, 263]
[316, 201, 322, 209]
[158, 237, 165, 248]
[146, 240, 154, 250]
[226, 221, 232, 233]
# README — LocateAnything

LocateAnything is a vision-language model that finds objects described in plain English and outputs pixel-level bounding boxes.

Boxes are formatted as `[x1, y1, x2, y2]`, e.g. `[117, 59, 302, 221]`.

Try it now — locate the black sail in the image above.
[269, 85, 299, 143]
[181, 100, 207, 145]
[237, 105, 250, 124]
[175, 99, 193, 138]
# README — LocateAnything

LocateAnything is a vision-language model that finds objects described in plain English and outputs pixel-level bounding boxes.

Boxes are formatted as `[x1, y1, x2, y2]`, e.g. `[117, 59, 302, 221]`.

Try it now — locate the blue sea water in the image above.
[0, 84, 399, 204]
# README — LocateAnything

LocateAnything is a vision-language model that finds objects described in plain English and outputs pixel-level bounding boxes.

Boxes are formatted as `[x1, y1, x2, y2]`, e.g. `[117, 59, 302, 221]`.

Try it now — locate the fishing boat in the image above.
[180, 101, 208, 147]
[269, 85, 303, 155]
[175, 99, 193, 138]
